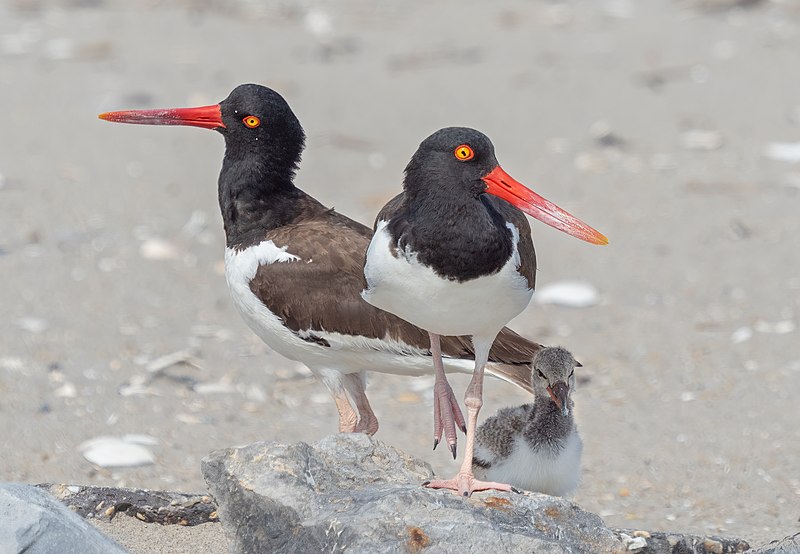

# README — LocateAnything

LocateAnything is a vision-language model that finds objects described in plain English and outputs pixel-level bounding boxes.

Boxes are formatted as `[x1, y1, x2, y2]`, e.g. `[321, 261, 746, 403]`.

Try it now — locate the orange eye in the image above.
[454, 144, 474, 161]
[242, 116, 261, 128]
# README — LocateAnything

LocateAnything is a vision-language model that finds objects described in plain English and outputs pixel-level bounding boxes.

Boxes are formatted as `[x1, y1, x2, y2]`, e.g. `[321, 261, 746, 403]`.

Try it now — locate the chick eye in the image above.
[454, 144, 474, 161]
[242, 116, 261, 128]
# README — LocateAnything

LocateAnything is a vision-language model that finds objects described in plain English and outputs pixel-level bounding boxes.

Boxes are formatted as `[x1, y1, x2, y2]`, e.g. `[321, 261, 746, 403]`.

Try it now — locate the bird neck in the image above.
[217, 154, 318, 250]
[523, 393, 574, 448]
[397, 175, 515, 282]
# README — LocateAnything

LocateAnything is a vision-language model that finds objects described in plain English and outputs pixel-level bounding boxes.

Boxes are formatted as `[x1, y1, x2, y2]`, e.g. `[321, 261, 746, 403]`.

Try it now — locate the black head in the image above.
[404, 127, 499, 199]
[99, 83, 306, 183]
[218, 84, 305, 179]
[398, 126, 609, 246]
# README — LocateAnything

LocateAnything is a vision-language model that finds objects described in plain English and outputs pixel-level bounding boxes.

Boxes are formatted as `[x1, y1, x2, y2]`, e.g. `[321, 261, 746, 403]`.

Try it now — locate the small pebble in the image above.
[764, 142, 800, 163]
[754, 320, 795, 334]
[730, 326, 753, 344]
[535, 281, 600, 308]
[194, 379, 237, 395]
[54, 382, 77, 398]
[619, 533, 647, 551]
[140, 238, 179, 260]
[145, 349, 196, 373]
[703, 538, 724, 554]
[304, 9, 333, 38]
[80, 436, 156, 468]
[16, 317, 48, 334]
[681, 130, 723, 151]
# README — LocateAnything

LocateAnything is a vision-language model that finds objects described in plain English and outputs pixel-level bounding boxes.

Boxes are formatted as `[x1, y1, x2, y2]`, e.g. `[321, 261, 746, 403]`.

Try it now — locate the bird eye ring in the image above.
[454, 144, 474, 161]
[243, 116, 261, 128]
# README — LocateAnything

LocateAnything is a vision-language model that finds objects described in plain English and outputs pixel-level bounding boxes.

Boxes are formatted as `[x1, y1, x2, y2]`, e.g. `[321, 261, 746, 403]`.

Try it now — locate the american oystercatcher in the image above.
[99, 85, 545, 439]
[362, 126, 606, 495]
[473, 346, 582, 497]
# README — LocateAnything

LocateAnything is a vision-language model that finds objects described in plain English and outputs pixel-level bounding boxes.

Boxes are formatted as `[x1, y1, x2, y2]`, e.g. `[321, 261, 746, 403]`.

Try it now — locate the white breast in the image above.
[224, 241, 318, 364]
[477, 431, 583, 497]
[362, 220, 533, 339]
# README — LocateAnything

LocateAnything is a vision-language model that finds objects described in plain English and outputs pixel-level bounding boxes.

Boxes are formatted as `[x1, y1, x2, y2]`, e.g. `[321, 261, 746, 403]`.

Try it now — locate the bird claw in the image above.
[424, 474, 514, 497]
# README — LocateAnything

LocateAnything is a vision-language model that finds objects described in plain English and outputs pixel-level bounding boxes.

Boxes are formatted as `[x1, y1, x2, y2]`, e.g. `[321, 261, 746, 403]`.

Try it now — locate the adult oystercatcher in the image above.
[473, 346, 582, 497]
[99, 84, 545, 439]
[362, 127, 606, 495]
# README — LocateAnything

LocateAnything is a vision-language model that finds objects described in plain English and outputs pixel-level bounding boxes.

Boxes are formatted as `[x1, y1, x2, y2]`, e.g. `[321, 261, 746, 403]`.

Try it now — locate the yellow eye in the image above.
[243, 116, 261, 128]
[454, 144, 474, 161]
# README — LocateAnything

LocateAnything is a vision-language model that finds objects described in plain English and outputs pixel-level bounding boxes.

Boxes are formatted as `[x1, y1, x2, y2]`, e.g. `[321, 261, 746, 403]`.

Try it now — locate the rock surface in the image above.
[40, 483, 218, 526]
[201, 434, 751, 554]
[0, 483, 128, 554]
[749, 532, 800, 554]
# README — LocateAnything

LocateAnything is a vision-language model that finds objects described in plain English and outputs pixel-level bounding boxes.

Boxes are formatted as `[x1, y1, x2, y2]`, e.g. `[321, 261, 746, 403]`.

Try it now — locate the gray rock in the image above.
[0, 483, 128, 554]
[750, 532, 800, 553]
[202, 434, 626, 553]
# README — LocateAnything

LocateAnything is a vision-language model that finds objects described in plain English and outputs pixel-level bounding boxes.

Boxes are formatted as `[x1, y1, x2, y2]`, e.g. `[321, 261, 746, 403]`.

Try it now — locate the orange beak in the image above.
[98, 104, 225, 130]
[482, 166, 608, 246]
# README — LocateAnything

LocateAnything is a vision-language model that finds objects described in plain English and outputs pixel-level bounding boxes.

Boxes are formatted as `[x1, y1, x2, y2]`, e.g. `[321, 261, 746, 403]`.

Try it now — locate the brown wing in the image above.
[248, 209, 433, 349]
[248, 207, 540, 394]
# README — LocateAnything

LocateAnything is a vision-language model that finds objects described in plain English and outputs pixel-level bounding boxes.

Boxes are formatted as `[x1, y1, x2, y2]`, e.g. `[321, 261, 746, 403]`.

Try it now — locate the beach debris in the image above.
[590, 120, 626, 148]
[145, 348, 198, 373]
[193, 376, 236, 395]
[730, 326, 753, 344]
[79, 435, 157, 468]
[139, 238, 179, 260]
[619, 532, 648, 551]
[535, 281, 600, 308]
[54, 382, 77, 398]
[754, 320, 795, 334]
[763, 142, 800, 163]
[16, 317, 48, 334]
[681, 130, 723, 151]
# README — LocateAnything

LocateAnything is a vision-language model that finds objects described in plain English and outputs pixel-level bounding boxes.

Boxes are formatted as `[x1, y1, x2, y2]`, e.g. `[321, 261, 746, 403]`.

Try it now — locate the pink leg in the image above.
[345, 372, 380, 436]
[425, 337, 513, 497]
[333, 390, 358, 433]
[430, 333, 466, 459]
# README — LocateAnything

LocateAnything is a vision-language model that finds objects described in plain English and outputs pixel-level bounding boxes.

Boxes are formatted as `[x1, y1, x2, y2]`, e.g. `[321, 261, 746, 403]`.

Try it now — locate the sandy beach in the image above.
[1, 0, 798, 551]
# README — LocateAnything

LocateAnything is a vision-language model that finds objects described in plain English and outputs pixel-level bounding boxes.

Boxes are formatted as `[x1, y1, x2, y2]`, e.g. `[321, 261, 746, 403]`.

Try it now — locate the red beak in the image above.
[98, 104, 225, 130]
[482, 166, 608, 246]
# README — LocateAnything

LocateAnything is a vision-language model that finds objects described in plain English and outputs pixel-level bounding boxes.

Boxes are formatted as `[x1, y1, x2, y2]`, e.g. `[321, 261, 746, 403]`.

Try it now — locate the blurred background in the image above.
[1, 0, 798, 546]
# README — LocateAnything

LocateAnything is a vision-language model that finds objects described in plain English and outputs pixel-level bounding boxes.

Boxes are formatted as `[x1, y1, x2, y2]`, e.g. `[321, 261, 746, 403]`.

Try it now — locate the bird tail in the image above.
[485, 363, 534, 395]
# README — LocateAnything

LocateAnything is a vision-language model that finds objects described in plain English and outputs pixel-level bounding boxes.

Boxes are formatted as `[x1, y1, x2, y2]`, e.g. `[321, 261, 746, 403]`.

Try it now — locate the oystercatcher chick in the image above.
[99, 85, 545, 438]
[473, 347, 582, 496]
[362, 127, 606, 495]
